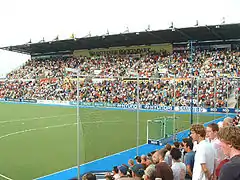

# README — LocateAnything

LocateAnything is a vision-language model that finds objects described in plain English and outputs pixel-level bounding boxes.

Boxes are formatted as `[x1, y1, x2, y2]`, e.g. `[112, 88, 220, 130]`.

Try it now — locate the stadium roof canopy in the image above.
[1, 23, 240, 56]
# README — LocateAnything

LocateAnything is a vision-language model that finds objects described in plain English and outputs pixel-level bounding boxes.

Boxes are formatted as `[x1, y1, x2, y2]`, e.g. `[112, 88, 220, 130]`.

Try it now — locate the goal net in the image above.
[147, 116, 178, 145]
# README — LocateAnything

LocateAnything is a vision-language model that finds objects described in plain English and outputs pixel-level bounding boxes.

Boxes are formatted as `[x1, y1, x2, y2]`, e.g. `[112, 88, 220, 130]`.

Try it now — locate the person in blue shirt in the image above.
[182, 138, 195, 180]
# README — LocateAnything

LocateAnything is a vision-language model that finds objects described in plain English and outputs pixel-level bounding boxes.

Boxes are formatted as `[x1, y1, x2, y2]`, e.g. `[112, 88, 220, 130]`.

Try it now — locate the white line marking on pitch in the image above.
[0, 173, 13, 180]
[0, 114, 75, 124]
[0, 120, 123, 140]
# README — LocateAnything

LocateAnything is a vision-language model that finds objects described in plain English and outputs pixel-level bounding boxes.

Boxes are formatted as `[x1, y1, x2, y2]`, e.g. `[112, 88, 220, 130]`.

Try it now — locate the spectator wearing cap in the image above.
[118, 165, 129, 179]
[143, 156, 156, 180]
[152, 149, 173, 180]
[182, 138, 195, 179]
[170, 148, 186, 180]
[190, 124, 215, 180]
[217, 126, 240, 180]
[131, 164, 145, 180]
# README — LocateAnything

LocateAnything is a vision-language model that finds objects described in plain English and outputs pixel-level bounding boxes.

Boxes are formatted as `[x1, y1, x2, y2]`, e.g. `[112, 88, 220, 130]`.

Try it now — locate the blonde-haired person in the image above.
[128, 159, 134, 168]
[222, 117, 233, 127]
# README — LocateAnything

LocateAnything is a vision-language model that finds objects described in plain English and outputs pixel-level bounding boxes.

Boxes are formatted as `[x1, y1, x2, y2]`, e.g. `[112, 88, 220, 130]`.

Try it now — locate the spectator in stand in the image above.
[232, 114, 240, 126]
[127, 159, 134, 177]
[112, 166, 120, 180]
[1, 50, 239, 106]
[164, 144, 172, 166]
[170, 148, 186, 180]
[190, 124, 215, 180]
[206, 123, 225, 168]
[134, 156, 141, 164]
[82, 173, 97, 180]
[0, 76, 234, 107]
[131, 164, 145, 180]
[182, 138, 195, 180]
[117, 165, 129, 179]
[143, 155, 156, 180]
[217, 126, 240, 180]
[152, 149, 173, 180]
[141, 154, 147, 166]
[128, 159, 134, 168]
[222, 117, 233, 127]
[172, 141, 184, 162]
[173, 142, 180, 149]
[134, 156, 145, 169]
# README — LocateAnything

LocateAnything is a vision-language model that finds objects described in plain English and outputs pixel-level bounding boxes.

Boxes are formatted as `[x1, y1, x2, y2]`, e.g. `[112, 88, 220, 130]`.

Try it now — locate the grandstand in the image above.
[0, 23, 240, 180]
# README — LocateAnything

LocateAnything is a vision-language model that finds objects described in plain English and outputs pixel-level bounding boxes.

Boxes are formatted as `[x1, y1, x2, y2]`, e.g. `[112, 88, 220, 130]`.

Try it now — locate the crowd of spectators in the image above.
[0, 50, 239, 108]
[78, 116, 239, 180]
[0, 77, 236, 108]
[6, 51, 240, 79]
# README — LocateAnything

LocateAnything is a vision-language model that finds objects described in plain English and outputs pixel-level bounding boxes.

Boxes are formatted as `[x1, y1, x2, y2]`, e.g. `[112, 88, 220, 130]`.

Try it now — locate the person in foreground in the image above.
[217, 126, 240, 180]
[190, 124, 215, 180]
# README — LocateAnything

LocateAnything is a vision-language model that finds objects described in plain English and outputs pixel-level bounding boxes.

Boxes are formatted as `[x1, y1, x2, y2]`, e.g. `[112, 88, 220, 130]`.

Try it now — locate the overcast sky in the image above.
[0, 0, 240, 76]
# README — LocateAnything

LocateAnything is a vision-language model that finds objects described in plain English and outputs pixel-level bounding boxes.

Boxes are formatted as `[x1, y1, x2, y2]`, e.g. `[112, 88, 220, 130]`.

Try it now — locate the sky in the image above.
[0, 0, 240, 76]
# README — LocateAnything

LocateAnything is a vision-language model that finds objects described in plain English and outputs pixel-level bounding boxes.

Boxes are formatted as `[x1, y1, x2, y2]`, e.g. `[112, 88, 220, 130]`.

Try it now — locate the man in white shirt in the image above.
[190, 124, 215, 180]
[206, 123, 225, 167]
